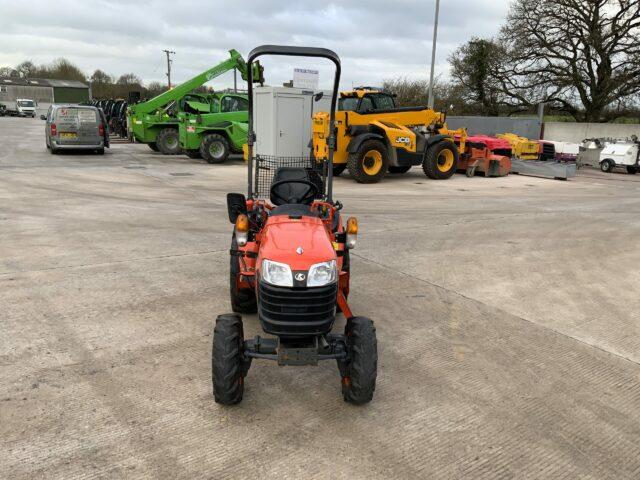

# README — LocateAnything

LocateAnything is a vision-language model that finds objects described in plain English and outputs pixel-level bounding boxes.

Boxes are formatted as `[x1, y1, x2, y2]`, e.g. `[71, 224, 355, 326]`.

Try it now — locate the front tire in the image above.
[600, 159, 614, 173]
[212, 314, 245, 405]
[156, 128, 181, 155]
[626, 166, 638, 175]
[347, 139, 389, 183]
[342, 317, 377, 405]
[423, 141, 458, 179]
[200, 133, 230, 164]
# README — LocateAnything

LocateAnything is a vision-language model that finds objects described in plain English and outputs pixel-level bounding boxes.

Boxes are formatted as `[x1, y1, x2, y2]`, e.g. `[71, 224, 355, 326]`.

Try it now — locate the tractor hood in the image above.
[258, 215, 336, 271]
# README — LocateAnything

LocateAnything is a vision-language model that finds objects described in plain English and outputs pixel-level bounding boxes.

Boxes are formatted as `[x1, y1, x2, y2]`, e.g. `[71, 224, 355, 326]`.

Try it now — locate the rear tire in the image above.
[388, 165, 411, 174]
[212, 314, 245, 405]
[347, 139, 388, 183]
[200, 133, 230, 164]
[333, 163, 347, 176]
[185, 149, 202, 159]
[156, 128, 181, 155]
[342, 317, 377, 405]
[148, 142, 159, 152]
[423, 141, 458, 179]
[230, 237, 257, 313]
[626, 166, 638, 175]
[600, 159, 614, 173]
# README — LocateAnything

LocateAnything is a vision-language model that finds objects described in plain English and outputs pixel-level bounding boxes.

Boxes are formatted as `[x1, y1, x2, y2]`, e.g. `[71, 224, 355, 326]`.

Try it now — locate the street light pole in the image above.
[163, 49, 176, 89]
[427, 0, 440, 109]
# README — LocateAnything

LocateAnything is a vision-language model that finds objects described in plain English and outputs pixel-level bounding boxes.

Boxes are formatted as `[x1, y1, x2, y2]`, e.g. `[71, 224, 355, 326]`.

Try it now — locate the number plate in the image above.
[60, 132, 77, 139]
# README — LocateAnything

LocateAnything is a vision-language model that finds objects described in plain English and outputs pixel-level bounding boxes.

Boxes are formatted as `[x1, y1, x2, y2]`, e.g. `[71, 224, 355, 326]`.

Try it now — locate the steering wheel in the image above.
[270, 179, 319, 205]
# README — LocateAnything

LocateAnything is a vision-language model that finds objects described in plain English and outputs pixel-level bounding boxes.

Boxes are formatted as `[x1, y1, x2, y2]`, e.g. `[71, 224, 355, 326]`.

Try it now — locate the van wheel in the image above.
[347, 139, 389, 183]
[626, 166, 638, 175]
[200, 134, 230, 164]
[157, 128, 181, 155]
[600, 159, 614, 173]
[423, 141, 458, 179]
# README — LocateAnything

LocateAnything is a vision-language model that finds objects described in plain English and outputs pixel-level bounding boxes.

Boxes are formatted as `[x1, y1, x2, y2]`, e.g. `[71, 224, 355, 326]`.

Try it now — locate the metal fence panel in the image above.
[447, 116, 541, 139]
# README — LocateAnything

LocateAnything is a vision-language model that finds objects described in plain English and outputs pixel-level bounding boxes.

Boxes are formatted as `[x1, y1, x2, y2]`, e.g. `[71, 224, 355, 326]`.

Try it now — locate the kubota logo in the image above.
[295, 273, 306, 281]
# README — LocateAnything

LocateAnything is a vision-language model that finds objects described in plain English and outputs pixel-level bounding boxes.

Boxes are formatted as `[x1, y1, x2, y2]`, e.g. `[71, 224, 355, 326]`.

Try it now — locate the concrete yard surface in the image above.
[1, 116, 640, 479]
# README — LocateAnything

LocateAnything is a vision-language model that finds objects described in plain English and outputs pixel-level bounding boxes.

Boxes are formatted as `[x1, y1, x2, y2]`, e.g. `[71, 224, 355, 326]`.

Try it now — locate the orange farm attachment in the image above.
[455, 135, 512, 177]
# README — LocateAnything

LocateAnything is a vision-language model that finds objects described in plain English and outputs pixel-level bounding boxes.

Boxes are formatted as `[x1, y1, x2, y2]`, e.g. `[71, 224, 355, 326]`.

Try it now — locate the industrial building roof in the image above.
[0, 77, 88, 88]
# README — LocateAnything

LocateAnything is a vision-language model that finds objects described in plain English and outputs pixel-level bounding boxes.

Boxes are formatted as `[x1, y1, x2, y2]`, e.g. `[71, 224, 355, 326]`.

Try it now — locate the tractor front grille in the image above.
[258, 281, 337, 337]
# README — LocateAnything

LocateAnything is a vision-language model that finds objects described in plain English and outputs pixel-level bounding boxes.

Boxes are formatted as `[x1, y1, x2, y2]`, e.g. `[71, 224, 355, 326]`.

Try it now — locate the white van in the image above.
[15, 99, 36, 117]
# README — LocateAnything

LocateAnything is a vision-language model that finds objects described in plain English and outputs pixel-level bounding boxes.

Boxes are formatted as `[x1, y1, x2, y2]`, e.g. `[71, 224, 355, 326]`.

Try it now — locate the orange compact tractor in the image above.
[455, 134, 512, 177]
[213, 46, 377, 406]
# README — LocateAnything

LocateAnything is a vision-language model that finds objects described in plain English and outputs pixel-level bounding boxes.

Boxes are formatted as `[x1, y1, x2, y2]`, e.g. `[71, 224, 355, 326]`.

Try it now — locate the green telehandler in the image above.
[127, 49, 263, 155]
[178, 92, 251, 163]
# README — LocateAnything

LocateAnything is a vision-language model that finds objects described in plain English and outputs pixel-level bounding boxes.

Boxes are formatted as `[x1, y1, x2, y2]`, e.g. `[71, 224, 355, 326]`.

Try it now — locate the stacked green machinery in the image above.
[127, 49, 262, 156]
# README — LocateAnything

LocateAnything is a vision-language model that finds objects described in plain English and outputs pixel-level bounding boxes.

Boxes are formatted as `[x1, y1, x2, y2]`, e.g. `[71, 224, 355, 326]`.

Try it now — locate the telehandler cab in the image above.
[213, 45, 377, 406]
[312, 87, 466, 183]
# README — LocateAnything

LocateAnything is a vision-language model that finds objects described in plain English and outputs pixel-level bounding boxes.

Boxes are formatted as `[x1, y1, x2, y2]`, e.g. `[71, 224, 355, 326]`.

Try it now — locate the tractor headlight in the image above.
[307, 260, 337, 287]
[261, 259, 293, 287]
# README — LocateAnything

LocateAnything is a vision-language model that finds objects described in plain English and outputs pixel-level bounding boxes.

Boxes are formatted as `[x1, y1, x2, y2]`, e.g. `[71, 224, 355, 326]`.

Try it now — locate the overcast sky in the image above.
[0, 0, 510, 90]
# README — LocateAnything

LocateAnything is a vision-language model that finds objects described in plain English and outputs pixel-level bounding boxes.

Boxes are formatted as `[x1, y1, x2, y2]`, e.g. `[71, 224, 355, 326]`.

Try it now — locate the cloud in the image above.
[0, 0, 510, 90]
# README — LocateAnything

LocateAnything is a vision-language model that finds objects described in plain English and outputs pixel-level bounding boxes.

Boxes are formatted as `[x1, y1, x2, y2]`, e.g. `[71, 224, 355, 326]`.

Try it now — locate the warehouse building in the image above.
[0, 77, 90, 115]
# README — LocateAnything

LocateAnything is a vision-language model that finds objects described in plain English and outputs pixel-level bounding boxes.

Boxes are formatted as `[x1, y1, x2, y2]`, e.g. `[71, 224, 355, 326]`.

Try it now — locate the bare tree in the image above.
[145, 81, 169, 98]
[0, 66, 19, 78]
[449, 38, 506, 116]
[47, 58, 86, 82]
[117, 73, 143, 86]
[90, 69, 113, 85]
[500, 0, 640, 122]
[16, 61, 37, 78]
[382, 77, 478, 115]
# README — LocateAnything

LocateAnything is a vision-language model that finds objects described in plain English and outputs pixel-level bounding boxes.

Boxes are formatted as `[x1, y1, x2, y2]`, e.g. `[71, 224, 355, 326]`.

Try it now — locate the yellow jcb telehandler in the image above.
[312, 87, 466, 183]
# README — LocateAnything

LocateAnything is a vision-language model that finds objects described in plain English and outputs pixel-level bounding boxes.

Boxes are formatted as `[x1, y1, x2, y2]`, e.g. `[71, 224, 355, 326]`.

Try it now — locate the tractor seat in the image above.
[269, 167, 320, 206]
[270, 203, 319, 217]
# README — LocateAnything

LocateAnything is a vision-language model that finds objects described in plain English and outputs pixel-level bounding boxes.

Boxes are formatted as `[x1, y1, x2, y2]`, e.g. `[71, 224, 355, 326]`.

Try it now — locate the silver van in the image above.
[43, 105, 109, 154]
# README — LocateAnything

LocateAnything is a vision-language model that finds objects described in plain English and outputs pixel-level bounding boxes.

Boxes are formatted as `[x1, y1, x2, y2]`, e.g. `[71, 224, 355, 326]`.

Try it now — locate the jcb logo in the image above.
[396, 137, 411, 144]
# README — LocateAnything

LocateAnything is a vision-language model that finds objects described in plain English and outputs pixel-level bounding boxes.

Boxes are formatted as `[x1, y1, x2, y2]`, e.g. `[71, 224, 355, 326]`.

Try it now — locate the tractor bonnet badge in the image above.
[295, 273, 306, 281]
[296, 247, 303, 255]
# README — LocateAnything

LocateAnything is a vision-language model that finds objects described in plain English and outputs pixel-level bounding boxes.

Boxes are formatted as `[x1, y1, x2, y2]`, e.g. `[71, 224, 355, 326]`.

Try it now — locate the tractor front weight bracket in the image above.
[243, 334, 348, 367]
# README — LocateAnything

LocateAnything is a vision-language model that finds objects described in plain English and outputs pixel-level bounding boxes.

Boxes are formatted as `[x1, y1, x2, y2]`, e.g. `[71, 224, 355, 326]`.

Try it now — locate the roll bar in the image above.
[246, 45, 341, 202]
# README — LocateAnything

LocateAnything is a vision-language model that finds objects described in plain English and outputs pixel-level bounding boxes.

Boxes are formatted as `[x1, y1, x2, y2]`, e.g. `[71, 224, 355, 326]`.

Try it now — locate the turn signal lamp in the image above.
[235, 214, 249, 246]
[346, 217, 358, 249]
